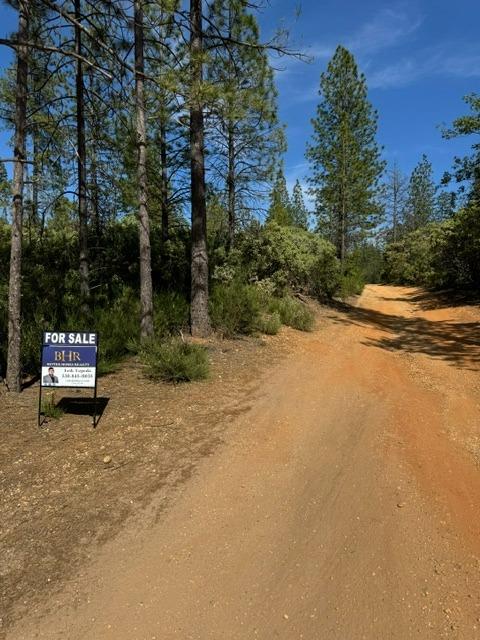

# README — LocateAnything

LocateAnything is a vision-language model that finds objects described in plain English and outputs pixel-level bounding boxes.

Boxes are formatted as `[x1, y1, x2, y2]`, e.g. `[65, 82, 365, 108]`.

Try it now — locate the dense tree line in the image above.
[0, 0, 337, 390]
[383, 95, 480, 291]
[1, 1, 477, 391]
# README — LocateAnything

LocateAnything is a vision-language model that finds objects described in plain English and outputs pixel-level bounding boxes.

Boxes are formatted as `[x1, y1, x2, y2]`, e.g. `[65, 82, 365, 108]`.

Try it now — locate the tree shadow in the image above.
[377, 288, 480, 311]
[328, 301, 480, 371]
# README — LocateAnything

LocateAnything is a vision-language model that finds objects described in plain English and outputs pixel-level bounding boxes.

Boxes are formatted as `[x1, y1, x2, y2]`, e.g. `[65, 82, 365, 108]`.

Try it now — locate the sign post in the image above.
[38, 331, 99, 427]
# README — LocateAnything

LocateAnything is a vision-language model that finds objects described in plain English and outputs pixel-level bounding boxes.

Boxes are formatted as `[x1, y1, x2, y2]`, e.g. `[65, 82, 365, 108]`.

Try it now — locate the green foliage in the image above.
[349, 244, 384, 285]
[154, 291, 190, 337]
[404, 154, 436, 231]
[41, 394, 64, 419]
[306, 45, 384, 259]
[291, 179, 309, 229]
[384, 221, 456, 288]
[205, 0, 285, 225]
[257, 311, 281, 335]
[267, 296, 315, 332]
[231, 222, 340, 298]
[209, 282, 262, 337]
[442, 93, 480, 202]
[267, 168, 294, 226]
[443, 205, 480, 287]
[338, 266, 365, 298]
[209, 279, 315, 337]
[0, 217, 192, 377]
[140, 338, 209, 383]
[90, 288, 141, 373]
[0, 163, 10, 220]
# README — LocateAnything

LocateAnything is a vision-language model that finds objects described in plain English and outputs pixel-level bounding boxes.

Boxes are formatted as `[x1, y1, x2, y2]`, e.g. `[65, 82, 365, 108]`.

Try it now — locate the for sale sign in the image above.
[41, 332, 98, 388]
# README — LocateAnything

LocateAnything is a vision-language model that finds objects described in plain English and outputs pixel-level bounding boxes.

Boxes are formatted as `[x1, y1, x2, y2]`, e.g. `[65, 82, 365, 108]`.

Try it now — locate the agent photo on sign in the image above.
[42, 367, 59, 385]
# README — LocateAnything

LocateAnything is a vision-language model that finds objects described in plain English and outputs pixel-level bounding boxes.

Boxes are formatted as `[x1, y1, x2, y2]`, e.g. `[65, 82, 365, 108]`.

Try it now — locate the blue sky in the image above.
[261, 0, 480, 195]
[0, 1, 478, 200]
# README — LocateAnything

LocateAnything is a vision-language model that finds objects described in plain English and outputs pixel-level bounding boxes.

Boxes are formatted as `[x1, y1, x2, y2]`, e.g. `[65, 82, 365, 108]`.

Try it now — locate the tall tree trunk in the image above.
[90, 148, 100, 239]
[227, 122, 235, 251]
[32, 130, 39, 233]
[88, 68, 101, 240]
[189, 0, 210, 337]
[226, 8, 235, 251]
[392, 162, 399, 243]
[339, 134, 347, 264]
[75, 0, 89, 315]
[6, 0, 29, 392]
[160, 115, 169, 243]
[134, 0, 154, 340]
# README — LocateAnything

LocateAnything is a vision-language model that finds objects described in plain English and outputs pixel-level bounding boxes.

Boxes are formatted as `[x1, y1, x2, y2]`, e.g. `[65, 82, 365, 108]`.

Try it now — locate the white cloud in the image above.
[345, 7, 423, 56]
[274, 5, 422, 87]
[369, 47, 480, 89]
[306, 44, 335, 61]
[368, 58, 420, 88]
[303, 5, 423, 66]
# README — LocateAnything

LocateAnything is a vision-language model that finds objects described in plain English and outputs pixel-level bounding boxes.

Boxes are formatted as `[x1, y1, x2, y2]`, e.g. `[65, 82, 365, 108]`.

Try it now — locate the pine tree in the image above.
[134, 0, 154, 340]
[405, 154, 436, 231]
[206, 0, 284, 247]
[6, 0, 29, 392]
[0, 163, 10, 220]
[442, 94, 480, 204]
[306, 45, 384, 262]
[291, 179, 309, 229]
[189, 0, 211, 337]
[266, 167, 293, 226]
[382, 162, 408, 242]
[435, 190, 456, 221]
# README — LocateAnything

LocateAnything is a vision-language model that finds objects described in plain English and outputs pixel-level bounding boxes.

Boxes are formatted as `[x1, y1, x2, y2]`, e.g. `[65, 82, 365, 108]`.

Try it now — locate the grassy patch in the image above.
[41, 393, 64, 419]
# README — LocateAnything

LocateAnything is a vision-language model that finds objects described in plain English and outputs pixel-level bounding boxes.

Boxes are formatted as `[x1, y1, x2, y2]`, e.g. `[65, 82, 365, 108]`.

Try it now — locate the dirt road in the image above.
[8, 285, 480, 639]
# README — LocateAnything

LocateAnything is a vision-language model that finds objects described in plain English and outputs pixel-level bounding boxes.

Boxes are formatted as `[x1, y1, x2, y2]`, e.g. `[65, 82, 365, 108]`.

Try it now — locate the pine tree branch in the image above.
[0, 38, 113, 79]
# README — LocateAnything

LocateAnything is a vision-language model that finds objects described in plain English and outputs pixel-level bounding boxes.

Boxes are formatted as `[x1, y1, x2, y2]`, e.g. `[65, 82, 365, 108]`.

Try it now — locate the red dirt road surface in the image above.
[6, 285, 480, 639]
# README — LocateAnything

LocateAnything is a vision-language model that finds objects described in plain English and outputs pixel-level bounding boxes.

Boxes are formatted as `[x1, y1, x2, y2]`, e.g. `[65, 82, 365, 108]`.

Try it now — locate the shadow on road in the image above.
[328, 300, 480, 371]
[377, 288, 480, 311]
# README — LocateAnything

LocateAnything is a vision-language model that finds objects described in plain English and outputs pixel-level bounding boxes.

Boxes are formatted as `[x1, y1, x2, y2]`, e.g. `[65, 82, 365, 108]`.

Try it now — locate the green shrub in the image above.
[140, 337, 209, 383]
[224, 222, 340, 299]
[383, 222, 453, 288]
[153, 291, 189, 337]
[257, 312, 282, 335]
[209, 282, 262, 337]
[91, 287, 141, 372]
[268, 296, 315, 332]
[338, 265, 365, 299]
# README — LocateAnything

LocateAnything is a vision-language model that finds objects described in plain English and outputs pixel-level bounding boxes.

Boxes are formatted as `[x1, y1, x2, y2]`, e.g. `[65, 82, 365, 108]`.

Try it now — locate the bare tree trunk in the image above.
[339, 135, 347, 264]
[392, 161, 399, 243]
[227, 123, 235, 251]
[32, 131, 39, 232]
[75, 0, 89, 315]
[90, 149, 100, 239]
[88, 68, 101, 240]
[6, 0, 29, 392]
[189, 0, 210, 337]
[226, 8, 235, 252]
[135, 0, 154, 340]
[160, 116, 169, 243]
